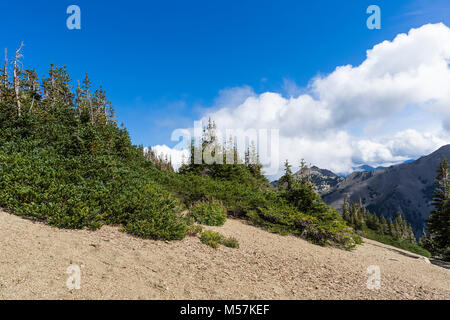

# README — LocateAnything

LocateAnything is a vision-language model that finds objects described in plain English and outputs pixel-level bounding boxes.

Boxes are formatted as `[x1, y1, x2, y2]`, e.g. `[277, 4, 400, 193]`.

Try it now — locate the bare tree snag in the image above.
[0, 48, 7, 99]
[3, 48, 7, 83]
[28, 74, 35, 113]
[14, 42, 24, 116]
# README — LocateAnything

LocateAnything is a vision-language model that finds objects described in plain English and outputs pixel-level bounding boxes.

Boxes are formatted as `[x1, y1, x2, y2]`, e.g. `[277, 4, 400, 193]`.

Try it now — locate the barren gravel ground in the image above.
[0, 209, 449, 300]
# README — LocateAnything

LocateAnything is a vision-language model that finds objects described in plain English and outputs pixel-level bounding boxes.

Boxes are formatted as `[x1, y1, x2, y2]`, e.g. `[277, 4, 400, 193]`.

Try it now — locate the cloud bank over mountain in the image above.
[155, 23, 450, 176]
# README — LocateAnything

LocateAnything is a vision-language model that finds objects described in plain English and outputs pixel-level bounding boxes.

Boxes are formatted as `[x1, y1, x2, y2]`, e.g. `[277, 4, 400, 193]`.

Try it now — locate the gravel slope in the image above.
[0, 209, 449, 300]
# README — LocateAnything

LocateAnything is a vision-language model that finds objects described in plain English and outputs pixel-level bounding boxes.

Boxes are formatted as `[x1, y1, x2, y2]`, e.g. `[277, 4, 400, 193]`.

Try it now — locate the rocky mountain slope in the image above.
[1, 209, 448, 299]
[272, 166, 344, 194]
[322, 145, 450, 237]
[306, 166, 345, 194]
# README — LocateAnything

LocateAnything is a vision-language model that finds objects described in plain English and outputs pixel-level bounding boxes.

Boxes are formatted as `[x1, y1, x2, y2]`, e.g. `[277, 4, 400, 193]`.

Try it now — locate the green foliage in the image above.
[248, 203, 361, 249]
[342, 199, 429, 257]
[200, 230, 223, 249]
[362, 227, 431, 258]
[200, 230, 239, 249]
[179, 118, 268, 185]
[144, 147, 174, 172]
[268, 160, 361, 249]
[186, 224, 203, 236]
[343, 199, 416, 241]
[189, 200, 227, 226]
[122, 186, 187, 240]
[178, 152, 360, 249]
[425, 158, 450, 260]
[0, 59, 361, 251]
[0, 64, 187, 241]
[222, 236, 239, 248]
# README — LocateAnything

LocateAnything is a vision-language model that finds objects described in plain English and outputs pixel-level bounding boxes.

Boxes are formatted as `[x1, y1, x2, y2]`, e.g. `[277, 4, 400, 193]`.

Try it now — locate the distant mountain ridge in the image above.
[322, 145, 450, 237]
[352, 159, 415, 174]
[354, 164, 387, 172]
[271, 166, 344, 194]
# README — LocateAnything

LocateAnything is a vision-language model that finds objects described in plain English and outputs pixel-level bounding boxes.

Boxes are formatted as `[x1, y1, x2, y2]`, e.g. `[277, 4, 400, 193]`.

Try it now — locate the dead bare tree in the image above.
[14, 42, 24, 116]
[3, 48, 7, 83]
[0, 48, 7, 99]
[27, 72, 37, 113]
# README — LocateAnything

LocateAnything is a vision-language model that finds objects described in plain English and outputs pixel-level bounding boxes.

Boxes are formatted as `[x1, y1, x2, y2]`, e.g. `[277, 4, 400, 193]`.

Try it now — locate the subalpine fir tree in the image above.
[342, 196, 351, 224]
[349, 202, 363, 230]
[144, 147, 174, 172]
[75, 73, 93, 122]
[388, 219, 395, 237]
[366, 212, 381, 232]
[407, 225, 416, 243]
[42, 64, 74, 111]
[246, 141, 262, 177]
[298, 159, 311, 184]
[380, 215, 388, 234]
[278, 159, 295, 190]
[427, 158, 450, 260]
[92, 86, 110, 125]
[393, 211, 405, 240]
[22, 69, 41, 113]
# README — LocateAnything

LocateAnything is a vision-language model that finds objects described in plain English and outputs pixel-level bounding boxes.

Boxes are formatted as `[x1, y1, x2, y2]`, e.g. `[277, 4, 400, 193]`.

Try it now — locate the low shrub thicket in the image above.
[189, 200, 227, 226]
[0, 63, 360, 250]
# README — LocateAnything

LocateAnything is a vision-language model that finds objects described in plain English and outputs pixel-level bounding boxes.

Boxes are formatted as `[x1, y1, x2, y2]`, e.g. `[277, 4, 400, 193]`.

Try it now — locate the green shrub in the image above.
[222, 236, 239, 248]
[187, 224, 203, 236]
[0, 101, 188, 241]
[246, 201, 360, 250]
[443, 247, 450, 261]
[199, 230, 239, 249]
[200, 230, 224, 249]
[189, 200, 227, 226]
[203, 239, 220, 249]
[122, 188, 187, 240]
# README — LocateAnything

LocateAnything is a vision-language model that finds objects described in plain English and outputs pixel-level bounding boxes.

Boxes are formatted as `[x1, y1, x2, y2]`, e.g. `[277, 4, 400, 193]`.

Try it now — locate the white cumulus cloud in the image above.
[153, 23, 450, 177]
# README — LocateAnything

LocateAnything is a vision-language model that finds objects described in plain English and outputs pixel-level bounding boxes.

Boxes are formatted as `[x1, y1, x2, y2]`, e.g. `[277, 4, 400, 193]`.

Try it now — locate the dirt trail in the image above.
[0, 209, 449, 300]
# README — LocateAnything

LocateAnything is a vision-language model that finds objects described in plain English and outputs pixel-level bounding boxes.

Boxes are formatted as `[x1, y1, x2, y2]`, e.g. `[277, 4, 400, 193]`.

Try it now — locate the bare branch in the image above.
[14, 42, 24, 116]
[2, 48, 7, 84]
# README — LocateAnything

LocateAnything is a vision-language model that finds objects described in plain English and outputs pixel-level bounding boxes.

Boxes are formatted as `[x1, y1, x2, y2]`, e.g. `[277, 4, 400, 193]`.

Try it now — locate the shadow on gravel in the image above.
[367, 241, 421, 259]
[430, 259, 450, 270]
[367, 241, 450, 270]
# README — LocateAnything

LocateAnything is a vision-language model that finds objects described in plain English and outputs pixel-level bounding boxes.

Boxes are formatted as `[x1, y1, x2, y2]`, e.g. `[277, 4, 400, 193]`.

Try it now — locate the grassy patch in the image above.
[200, 230, 223, 249]
[186, 224, 203, 236]
[200, 230, 240, 249]
[222, 236, 239, 248]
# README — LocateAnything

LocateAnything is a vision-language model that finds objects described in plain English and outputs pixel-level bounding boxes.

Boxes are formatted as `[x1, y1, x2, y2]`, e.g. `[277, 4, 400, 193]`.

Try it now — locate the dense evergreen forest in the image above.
[341, 197, 431, 257]
[0, 49, 361, 249]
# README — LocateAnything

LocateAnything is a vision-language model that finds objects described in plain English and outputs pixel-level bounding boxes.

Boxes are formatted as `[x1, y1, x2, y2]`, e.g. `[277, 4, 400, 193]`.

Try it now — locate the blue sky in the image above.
[1, 0, 450, 174]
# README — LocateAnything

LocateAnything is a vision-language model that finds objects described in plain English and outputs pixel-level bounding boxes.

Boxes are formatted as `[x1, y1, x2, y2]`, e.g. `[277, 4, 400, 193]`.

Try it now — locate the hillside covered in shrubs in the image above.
[0, 55, 361, 249]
